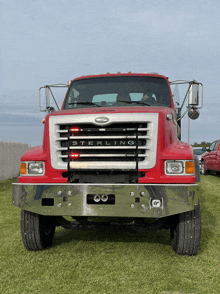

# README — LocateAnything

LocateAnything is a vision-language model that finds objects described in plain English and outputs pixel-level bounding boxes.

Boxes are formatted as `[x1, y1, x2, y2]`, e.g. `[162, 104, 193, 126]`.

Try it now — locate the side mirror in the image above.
[189, 83, 199, 106]
[188, 108, 200, 120]
[39, 83, 68, 112]
[45, 87, 50, 109]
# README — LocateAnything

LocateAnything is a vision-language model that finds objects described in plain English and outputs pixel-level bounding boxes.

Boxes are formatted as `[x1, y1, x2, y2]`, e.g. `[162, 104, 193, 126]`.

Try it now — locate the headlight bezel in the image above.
[20, 161, 45, 176]
[165, 160, 195, 175]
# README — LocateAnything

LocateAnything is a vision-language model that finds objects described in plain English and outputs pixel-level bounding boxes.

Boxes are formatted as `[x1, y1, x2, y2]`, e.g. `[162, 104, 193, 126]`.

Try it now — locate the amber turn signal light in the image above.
[20, 163, 27, 175]
[185, 161, 195, 174]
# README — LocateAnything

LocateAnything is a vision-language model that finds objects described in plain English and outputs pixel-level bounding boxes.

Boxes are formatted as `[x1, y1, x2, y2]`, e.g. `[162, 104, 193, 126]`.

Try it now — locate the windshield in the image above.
[63, 76, 171, 109]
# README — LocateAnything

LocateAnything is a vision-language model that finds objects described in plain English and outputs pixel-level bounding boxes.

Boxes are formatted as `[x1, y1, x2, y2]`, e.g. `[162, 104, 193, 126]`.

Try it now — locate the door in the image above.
[208, 141, 219, 170]
[214, 140, 220, 171]
[205, 141, 217, 170]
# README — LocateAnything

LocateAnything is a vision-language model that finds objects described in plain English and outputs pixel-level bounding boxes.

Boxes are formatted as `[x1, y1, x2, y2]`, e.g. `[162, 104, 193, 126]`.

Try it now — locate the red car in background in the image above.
[201, 140, 220, 175]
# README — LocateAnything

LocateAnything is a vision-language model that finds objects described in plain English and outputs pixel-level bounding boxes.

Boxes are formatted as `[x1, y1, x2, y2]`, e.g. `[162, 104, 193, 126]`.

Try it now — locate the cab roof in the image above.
[70, 72, 169, 83]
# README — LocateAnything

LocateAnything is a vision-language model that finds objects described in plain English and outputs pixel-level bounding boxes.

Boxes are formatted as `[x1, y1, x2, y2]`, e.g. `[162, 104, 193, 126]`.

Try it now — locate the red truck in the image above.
[12, 73, 203, 255]
[201, 140, 220, 175]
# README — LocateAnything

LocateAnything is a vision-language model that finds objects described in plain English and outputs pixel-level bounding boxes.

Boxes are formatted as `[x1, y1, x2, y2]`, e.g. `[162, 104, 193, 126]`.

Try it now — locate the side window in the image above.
[213, 141, 219, 151]
[209, 141, 216, 151]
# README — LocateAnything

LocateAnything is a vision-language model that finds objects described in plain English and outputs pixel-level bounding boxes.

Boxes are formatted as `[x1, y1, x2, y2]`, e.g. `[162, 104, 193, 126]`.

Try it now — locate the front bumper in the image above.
[12, 183, 199, 218]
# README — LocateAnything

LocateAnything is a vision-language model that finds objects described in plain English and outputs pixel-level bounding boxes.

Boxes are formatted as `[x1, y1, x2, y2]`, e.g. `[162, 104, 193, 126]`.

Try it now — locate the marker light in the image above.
[185, 161, 195, 174]
[69, 152, 80, 159]
[20, 163, 27, 175]
[70, 127, 80, 133]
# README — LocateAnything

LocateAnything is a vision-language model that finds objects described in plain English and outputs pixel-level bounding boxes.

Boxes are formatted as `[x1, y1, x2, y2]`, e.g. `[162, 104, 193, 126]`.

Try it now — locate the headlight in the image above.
[166, 161, 184, 174]
[165, 160, 195, 175]
[20, 162, 45, 175]
[28, 162, 44, 174]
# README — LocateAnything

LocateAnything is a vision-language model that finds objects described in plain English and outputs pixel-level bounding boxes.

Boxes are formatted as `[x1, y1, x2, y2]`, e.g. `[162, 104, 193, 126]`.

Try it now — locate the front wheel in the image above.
[170, 201, 201, 255]
[20, 210, 55, 251]
[201, 161, 209, 175]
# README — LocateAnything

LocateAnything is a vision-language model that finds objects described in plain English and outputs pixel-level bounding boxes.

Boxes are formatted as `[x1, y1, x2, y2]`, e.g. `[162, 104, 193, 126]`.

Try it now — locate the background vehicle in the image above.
[201, 140, 220, 175]
[12, 73, 203, 255]
[193, 147, 206, 172]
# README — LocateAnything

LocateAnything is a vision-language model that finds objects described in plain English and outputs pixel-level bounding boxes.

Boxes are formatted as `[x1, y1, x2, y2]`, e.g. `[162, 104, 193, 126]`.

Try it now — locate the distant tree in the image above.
[201, 141, 207, 145]
[192, 141, 211, 147]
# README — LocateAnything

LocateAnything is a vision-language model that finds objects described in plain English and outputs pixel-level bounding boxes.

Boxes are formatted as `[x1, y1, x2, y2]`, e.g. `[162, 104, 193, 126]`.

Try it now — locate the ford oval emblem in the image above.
[95, 117, 109, 124]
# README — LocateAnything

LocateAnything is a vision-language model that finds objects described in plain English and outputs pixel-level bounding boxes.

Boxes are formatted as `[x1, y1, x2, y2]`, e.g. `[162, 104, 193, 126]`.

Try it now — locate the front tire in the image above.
[21, 210, 55, 251]
[171, 201, 201, 255]
[201, 161, 209, 175]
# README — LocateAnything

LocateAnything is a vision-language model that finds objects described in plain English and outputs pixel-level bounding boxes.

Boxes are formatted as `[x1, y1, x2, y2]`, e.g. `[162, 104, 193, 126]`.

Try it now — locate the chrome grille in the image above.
[49, 113, 158, 170]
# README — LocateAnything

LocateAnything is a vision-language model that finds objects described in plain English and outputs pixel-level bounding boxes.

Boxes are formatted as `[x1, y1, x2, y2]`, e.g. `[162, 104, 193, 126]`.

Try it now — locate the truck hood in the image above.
[48, 106, 174, 117]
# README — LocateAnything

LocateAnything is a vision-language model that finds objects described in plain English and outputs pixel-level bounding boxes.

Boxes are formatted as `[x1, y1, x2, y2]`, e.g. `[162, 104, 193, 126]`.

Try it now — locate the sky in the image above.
[0, 0, 220, 146]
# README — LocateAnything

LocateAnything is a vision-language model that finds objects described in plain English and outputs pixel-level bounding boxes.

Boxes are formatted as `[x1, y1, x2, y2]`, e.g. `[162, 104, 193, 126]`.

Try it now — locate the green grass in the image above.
[1, 176, 220, 294]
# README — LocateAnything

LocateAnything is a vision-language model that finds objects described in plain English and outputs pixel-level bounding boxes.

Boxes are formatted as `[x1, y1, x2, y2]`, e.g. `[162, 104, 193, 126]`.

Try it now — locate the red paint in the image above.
[201, 140, 220, 172]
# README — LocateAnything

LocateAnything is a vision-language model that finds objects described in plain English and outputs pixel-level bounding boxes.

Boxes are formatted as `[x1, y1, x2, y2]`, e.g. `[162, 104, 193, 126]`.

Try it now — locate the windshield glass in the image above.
[63, 76, 171, 109]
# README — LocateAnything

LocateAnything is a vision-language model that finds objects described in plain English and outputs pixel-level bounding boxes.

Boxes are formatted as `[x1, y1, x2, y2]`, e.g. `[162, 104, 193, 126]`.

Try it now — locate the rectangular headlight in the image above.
[166, 160, 183, 174]
[28, 162, 44, 174]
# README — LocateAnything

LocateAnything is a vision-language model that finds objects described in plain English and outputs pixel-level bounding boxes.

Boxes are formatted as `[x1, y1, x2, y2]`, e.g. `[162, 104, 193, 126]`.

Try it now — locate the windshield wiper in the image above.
[133, 101, 152, 106]
[69, 102, 101, 107]
[117, 100, 152, 106]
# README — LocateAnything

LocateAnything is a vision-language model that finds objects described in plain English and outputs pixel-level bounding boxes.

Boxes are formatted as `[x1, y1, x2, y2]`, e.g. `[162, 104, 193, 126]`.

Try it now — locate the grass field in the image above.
[0, 176, 220, 294]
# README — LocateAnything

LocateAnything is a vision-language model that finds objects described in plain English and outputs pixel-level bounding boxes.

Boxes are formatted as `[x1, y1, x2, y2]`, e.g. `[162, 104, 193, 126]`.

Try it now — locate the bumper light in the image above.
[28, 162, 44, 174]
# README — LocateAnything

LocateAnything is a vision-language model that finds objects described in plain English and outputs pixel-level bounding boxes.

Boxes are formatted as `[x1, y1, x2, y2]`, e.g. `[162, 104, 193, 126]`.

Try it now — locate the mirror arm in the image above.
[176, 108, 189, 121]
[180, 84, 191, 111]
[49, 87, 60, 111]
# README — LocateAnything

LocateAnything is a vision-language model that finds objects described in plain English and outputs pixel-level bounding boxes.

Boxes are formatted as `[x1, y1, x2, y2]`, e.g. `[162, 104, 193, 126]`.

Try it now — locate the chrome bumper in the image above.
[12, 183, 199, 218]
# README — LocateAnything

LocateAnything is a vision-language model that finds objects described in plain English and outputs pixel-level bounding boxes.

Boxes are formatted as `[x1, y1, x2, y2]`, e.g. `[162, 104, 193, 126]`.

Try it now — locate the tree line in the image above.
[192, 141, 212, 147]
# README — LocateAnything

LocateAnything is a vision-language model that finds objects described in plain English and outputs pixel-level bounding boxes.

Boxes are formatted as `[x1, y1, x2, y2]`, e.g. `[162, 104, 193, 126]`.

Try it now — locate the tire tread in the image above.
[171, 201, 201, 255]
[20, 210, 55, 251]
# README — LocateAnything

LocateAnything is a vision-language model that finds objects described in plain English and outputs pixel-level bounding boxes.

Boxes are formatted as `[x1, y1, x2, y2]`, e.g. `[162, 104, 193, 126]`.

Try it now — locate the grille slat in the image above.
[69, 135, 147, 139]
[57, 147, 68, 151]
[56, 130, 68, 133]
[71, 154, 147, 157]
[68, 146, 148, 149]
[56, 138, 68, 141]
